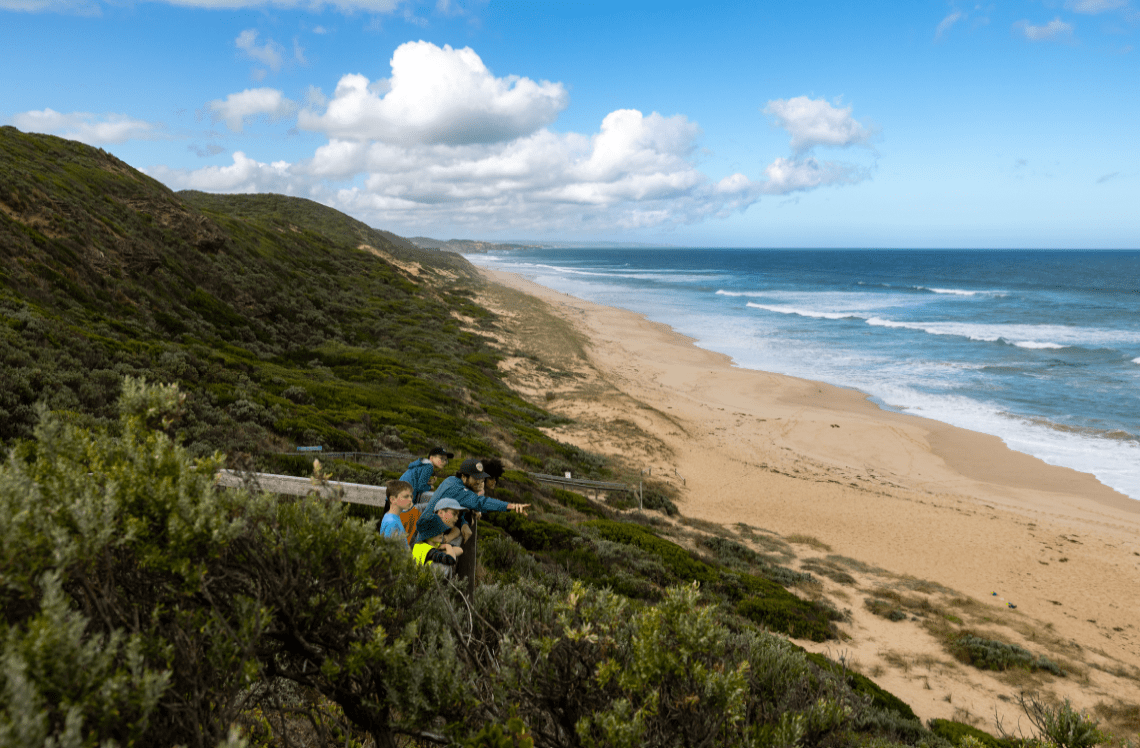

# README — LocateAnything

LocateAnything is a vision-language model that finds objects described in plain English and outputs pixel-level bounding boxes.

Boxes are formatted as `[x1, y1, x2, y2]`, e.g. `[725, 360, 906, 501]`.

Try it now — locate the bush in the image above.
[550, 487, 609, 519]
[1006, 693, 1106, 748]
[484, 512, 581, 552]
[928, 719, 1012, 748]
[949, 634, 1065, 675]
[0, 377, 466, 747]
[866, 597, 909, 621]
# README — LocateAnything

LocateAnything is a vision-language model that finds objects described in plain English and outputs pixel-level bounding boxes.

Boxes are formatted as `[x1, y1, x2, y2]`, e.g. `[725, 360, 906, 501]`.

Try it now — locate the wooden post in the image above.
[456, 513, 477, 593]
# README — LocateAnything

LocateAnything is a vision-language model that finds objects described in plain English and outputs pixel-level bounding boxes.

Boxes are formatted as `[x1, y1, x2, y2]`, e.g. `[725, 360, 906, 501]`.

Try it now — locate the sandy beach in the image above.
[477, 267, 1140, 737]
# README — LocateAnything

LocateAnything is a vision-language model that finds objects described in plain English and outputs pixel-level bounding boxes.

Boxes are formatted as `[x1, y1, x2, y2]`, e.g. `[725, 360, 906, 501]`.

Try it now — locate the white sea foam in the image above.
[746, 303, 865, 320]
[864, 318, 1140, 349]
[917, 286, 980, 296]
[716, 289, 769, 297]
[1014, 341, 1068, 349]
[860, 385, 1140, 499]
[1133, 357, 1140, 365]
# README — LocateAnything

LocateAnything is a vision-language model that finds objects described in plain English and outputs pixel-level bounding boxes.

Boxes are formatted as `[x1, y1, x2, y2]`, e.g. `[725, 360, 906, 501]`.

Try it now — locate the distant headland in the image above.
[408, 236, 673, 252]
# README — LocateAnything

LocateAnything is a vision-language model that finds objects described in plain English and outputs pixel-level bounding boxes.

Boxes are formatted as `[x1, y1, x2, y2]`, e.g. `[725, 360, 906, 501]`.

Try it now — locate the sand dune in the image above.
[479, 268, 1140, 737]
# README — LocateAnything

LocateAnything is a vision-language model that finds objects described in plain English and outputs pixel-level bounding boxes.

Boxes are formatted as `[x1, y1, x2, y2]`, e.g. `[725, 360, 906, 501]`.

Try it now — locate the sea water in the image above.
[465, 249, 1140, 501]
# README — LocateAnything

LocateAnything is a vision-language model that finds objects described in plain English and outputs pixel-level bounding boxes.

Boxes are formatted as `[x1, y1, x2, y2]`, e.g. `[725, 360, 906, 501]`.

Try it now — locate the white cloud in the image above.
[298, 41, 568, 145]
[304, 85, 328, 108]
[10, 108, 161, 144]
[1, 0, 401, 10]
[1016, 17, 1075, 41]
[293, 37, 308, 65]
[206, 87, 298, 132]
[145, 47, 874, 234]
[935, 11, 962, 39]
[1065, 0, 1127, 13]
[0, 0, 99, 12]
[763, 96, 872, 153]
[146, 151, 296, 193]
[760, 157, 870, 195]
[152, 105, 767, 232]
[236, 29, 284, 72]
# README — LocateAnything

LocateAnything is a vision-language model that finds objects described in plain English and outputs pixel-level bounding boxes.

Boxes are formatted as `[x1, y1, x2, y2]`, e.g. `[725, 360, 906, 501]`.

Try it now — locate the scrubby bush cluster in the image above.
[0, 379, 964, 748]
[948, 634, 1065, 676]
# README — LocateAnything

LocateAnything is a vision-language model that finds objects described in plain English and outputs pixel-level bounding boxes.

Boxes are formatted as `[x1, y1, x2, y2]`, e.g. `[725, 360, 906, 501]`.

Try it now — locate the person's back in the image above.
[398, 446, 453, 501]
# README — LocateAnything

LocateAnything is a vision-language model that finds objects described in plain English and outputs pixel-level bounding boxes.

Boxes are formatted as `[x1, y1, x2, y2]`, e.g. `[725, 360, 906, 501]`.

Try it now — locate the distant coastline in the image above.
[408, 236, 674, 252]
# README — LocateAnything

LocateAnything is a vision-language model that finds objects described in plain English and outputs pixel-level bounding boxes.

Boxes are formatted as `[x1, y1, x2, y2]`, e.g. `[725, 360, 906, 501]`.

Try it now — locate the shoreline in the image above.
[477, 266, 1140, 730]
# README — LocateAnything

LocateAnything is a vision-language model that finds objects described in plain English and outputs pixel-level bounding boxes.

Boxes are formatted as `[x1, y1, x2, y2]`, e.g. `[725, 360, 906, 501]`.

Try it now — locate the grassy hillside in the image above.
[0, 125, 591, 476]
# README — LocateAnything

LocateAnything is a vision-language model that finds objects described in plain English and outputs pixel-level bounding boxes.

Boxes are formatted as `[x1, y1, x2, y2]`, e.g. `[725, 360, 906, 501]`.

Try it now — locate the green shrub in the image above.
[735, 596, 837, 643]
[550, 487, 610, 519]
[1009, 694, 1106, 748]
[0, 378, 466, 746]
[928, 719, 1011, 748]
[948, 634, 1065, 675]
[582, 519, 716, 583]
[485, 512, 581, 552]
[866, 597, 908, 621]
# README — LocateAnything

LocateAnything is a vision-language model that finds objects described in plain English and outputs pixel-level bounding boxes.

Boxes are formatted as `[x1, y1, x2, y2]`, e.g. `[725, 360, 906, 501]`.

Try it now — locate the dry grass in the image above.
[1094, 702, 1140, 736]
[786, 533, 832, 552]
[678, 515, 732, 536]
[799, 558, 858, 586]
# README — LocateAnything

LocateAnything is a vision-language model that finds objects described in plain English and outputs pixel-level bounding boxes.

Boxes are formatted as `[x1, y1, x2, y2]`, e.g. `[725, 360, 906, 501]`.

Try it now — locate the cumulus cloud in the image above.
[935, 11, 963, 39]
[760, 157, 870, 195]
[763, 96, 872, 153]
[298, 41, 568, 145]
[1065, 0, 1127, 13]
[206, 88, 298, 132]
[1016, 17, 1075, 41]
[151, 105, 765, 232]
[145, 47, 874, 234]
[146, 151, 296, 193]
[11, 108, 161, 144]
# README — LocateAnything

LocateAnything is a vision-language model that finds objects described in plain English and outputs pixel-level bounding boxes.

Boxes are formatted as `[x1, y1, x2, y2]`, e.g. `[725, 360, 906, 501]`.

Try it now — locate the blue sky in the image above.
[2, 0, 1137, 247]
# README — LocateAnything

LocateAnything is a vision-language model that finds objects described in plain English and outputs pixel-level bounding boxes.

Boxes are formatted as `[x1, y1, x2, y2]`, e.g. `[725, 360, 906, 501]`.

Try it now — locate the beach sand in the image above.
[477, 267, 1140, 737]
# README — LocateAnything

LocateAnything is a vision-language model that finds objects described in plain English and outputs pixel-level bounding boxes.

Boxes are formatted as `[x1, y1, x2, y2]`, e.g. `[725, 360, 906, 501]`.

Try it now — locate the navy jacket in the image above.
[424, 475, 509, 527]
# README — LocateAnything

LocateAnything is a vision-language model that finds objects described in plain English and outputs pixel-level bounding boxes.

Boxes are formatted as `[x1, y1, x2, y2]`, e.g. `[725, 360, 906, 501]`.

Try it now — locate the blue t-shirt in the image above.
[379, 513, 405, 540]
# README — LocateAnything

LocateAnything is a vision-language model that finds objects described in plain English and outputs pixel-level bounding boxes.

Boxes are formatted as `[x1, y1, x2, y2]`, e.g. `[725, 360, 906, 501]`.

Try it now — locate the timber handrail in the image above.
[215, 469, 390, 507]
[527, 473, 631, 491]
[216, 469, 632, 506]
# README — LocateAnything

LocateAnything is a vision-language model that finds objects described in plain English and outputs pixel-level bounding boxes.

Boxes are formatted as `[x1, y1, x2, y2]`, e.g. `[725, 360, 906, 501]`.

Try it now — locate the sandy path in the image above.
[478, 268, 1140, 735]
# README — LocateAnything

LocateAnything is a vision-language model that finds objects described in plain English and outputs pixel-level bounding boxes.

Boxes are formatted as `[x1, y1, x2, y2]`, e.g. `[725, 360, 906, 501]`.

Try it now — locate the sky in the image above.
[2, 0, 1137, 248]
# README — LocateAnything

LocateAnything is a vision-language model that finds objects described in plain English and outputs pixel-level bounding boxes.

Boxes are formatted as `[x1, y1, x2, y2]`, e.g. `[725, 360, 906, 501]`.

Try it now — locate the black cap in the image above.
[457, 458, 490, 480]
[428, 446, 454, 459]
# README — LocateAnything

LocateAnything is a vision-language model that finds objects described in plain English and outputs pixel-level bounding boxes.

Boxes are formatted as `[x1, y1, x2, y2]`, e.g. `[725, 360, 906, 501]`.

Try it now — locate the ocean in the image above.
[465, 249, 1140, 502]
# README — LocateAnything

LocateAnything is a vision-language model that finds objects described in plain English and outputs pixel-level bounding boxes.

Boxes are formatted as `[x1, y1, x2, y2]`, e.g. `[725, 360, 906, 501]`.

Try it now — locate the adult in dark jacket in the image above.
[424, 458, 529, 544]
[399, 446, 453, 501]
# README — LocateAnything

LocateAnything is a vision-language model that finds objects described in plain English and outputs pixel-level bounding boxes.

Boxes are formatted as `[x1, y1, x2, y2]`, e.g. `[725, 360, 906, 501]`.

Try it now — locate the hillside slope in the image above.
[0, 126, 586, 472]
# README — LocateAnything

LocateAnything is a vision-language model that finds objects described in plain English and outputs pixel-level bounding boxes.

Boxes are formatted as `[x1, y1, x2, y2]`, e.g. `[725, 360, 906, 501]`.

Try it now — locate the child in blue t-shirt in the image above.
[379, 480, 414, 542]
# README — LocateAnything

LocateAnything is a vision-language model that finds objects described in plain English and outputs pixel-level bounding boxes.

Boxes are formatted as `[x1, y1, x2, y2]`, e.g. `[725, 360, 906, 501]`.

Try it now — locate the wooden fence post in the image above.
[455, 513, 477, 594]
